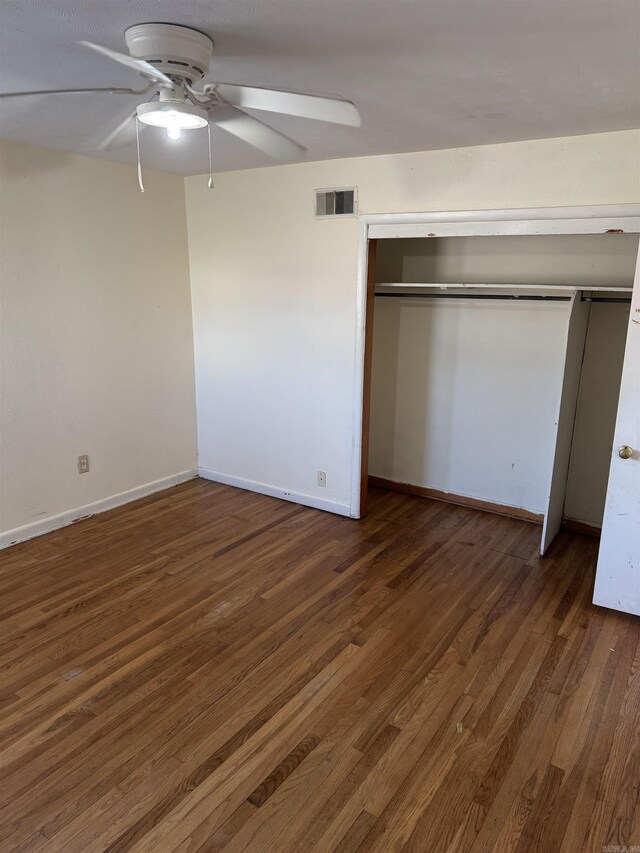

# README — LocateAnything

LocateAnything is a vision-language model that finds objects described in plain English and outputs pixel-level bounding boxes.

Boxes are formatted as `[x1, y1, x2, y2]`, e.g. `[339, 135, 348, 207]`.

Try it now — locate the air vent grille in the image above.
[315, 188, 357, 218]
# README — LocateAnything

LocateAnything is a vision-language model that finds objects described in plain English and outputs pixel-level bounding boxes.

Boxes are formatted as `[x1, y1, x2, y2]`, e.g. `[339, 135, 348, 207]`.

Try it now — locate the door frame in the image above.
[349, 203, 640, 519]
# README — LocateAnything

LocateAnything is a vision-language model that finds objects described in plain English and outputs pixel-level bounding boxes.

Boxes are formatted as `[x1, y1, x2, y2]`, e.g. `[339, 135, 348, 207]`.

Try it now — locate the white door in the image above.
[540, 292, 590, 555]
[593, 250, 640, 616]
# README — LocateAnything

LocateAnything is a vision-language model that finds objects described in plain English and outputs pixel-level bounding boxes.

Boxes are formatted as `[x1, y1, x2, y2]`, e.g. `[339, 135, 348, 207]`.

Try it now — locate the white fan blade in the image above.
[0, 86, 149, 99]
[80, 41, 174, 89]
[212, 106, 305, 161]
[97, 111, 138, 151]
[213, 83, 360, 127]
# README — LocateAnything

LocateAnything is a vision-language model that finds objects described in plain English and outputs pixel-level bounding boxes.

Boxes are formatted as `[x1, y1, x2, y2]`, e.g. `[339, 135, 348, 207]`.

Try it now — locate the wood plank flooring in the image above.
[0, 478, 638, 852]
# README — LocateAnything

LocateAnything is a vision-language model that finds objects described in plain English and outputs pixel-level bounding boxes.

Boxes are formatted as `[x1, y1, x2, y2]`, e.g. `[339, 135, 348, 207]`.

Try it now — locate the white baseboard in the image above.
[0, 469, 197, 549]
[198, 468, 352, 518]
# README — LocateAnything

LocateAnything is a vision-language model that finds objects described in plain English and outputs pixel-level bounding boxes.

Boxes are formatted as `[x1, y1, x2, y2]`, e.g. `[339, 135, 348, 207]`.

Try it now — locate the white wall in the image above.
[0, 140, 197, 541]
[185, 130, 639, 516]
[564, 302, 630, 526]
[369, 297, 570, 514]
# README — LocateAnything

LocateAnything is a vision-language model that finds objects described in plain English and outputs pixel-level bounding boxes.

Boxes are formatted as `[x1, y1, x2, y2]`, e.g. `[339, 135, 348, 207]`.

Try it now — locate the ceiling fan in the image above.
[1, 23, 361, 183]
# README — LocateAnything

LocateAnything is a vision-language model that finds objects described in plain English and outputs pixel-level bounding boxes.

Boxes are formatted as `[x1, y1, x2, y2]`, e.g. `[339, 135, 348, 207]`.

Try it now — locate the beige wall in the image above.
[0, 140, 197, 539]
[185, 130, 640, 514]
[2, 130, 637, 539]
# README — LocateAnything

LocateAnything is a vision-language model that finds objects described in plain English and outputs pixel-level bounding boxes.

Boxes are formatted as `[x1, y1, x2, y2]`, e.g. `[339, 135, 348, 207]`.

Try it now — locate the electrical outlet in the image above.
[317, 471, 326, 487]
[78, 455, 90, 474]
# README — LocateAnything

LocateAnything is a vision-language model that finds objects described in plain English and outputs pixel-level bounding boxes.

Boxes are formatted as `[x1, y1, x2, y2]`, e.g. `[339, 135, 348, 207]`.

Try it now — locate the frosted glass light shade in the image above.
[137, 100, 208, 130]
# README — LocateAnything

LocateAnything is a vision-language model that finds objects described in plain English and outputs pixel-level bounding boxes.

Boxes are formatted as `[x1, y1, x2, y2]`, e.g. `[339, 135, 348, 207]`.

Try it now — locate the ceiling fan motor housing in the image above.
[125, 23, 213, 84]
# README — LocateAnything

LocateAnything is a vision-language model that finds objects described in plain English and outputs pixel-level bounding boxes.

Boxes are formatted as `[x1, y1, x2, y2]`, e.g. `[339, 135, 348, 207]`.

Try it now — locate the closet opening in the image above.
[359, 230, 638, 555]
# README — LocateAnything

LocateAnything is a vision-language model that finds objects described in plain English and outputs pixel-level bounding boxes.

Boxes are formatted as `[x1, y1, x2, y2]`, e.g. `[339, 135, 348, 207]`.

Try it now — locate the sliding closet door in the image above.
[540, 292, 590, 554]
[593, 249, 640, 615]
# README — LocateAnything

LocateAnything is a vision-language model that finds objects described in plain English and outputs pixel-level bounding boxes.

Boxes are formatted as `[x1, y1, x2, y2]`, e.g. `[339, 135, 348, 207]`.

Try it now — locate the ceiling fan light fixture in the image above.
[1, 22, 361, 173]
[136, 100, 208, 138]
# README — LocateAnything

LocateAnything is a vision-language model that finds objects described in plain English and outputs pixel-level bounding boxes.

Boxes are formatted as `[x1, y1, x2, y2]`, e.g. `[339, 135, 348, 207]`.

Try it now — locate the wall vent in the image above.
[314, 187, 357, 218]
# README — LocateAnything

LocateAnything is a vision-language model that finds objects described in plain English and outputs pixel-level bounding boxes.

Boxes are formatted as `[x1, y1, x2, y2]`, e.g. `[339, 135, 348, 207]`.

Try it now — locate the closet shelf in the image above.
[376, 282, 633, 292]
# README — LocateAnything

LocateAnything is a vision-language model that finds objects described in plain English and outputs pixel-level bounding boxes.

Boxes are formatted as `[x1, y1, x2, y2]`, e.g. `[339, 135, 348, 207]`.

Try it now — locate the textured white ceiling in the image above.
[0, 0, 638, 175]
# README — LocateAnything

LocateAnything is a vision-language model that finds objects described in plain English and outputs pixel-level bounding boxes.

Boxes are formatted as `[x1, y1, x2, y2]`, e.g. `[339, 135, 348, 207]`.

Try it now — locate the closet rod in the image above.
[581, 296, 632, 304]
[374, 293, 571, 302]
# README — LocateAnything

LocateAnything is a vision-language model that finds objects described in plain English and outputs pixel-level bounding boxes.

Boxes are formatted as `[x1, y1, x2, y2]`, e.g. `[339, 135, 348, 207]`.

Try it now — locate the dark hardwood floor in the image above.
[0, 478, 638, 852]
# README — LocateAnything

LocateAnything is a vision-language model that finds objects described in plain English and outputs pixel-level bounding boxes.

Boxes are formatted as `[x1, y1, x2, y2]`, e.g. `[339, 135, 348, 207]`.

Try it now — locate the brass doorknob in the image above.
[619, 445, 634, 460]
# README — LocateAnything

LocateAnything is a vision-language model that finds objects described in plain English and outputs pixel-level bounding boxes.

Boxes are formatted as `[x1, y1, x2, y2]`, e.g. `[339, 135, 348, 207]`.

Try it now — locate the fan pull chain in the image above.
[207, 122, 214, 189]
[135, 116, 145, 193]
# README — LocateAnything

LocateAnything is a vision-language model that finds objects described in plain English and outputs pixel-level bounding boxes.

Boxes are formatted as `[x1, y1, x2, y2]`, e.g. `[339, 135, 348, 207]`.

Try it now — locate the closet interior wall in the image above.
[369, 233, 638, 527]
